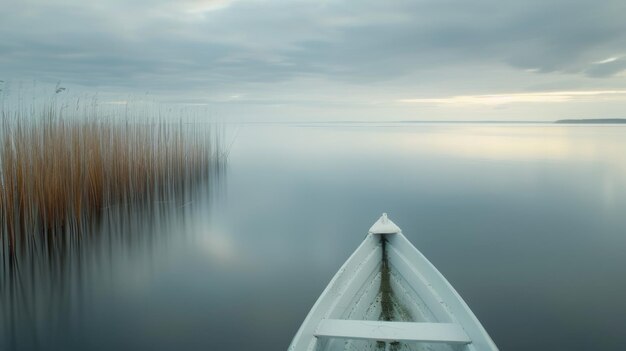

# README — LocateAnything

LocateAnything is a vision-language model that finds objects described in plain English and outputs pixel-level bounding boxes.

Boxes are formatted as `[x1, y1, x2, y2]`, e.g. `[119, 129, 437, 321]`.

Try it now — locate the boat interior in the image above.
[289, 214, 497, 351]
[316, 234, 469, 351]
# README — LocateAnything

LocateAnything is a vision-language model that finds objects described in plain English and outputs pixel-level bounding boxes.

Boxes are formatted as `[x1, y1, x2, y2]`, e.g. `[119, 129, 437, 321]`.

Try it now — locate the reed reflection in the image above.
[0, 101, 227, 350]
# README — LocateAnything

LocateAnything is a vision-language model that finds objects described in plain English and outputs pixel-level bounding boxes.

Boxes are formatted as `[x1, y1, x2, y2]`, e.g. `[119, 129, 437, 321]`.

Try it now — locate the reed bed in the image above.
[0, 100, 226, 266]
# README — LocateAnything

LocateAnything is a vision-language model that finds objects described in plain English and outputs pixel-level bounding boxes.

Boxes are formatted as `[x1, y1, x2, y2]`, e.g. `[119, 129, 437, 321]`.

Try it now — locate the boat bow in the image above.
[289, 214, 498, 351]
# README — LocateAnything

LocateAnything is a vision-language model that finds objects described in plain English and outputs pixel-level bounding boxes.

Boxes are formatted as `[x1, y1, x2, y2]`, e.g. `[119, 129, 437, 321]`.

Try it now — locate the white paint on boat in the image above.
[315, 320, 471, 344]
[368, 213, 401, 234]
[289, 213, 498, 351]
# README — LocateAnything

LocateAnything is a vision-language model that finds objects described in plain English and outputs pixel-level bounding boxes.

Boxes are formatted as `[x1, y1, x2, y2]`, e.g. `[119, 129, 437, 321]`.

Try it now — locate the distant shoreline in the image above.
[555, 118, 626, 124]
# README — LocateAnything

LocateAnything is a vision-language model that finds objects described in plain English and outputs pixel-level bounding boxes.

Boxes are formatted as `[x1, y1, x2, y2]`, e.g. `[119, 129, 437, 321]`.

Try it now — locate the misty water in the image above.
[2, 123, 626, 351]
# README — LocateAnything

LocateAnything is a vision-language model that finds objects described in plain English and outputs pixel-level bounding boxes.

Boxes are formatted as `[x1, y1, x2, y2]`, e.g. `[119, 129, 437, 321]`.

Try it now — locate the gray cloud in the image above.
[1, 0, 626, 118]
[585, 58, 626, 77]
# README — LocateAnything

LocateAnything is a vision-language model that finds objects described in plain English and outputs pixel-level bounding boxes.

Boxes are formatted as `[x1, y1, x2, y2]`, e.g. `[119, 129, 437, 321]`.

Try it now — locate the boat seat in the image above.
[314, 319, 472, 344]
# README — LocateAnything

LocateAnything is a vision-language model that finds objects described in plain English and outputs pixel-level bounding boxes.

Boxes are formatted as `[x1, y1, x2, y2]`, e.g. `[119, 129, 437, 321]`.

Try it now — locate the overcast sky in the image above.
[2, 0, 626, 121]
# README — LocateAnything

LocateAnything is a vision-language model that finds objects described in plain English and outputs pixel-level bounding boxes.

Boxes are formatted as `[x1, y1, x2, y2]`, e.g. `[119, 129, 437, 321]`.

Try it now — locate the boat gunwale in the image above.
[387, 233, 499, 350]
[289, 223, 498, 351]
[288, 234, 381, 351]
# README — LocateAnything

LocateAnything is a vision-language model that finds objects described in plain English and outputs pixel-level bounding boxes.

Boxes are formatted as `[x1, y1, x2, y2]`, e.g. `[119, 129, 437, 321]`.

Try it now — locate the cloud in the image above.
[182, 0, 234, 13]
[1, 0, 626, 120]
[585, 57, 626, 77]
[594, 57, 620, 65]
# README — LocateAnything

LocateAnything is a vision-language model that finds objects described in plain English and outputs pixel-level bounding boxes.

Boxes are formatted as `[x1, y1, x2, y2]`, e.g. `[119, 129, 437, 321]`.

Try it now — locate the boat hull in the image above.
[289, 227, 498, 351]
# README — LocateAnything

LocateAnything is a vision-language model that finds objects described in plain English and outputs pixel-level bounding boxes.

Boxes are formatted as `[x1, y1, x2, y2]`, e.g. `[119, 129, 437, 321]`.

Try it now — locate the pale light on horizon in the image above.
[398, 90, 626, 106]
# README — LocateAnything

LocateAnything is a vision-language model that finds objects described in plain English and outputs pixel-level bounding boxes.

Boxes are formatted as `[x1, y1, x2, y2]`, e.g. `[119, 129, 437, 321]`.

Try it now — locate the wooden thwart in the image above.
[314, 319, 472, 344]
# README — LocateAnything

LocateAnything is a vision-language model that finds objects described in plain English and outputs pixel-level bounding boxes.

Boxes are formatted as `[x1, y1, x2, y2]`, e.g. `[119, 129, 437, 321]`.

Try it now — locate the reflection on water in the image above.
[227, 123, 626, 351]
[0, 165, 225, 350]
[1, 123, 626, 351]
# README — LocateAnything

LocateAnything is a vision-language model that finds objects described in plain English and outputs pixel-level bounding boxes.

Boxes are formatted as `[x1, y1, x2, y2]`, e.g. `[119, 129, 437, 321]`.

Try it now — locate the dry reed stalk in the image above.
[1, 103, 223, 258]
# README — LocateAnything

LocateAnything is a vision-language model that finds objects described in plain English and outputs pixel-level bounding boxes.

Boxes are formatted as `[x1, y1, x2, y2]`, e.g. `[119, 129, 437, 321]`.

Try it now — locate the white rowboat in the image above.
[289, 213, 498, 351]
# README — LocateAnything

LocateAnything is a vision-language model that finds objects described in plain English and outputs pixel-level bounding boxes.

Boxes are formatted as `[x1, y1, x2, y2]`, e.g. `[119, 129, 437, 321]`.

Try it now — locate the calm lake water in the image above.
[2, 123, 626, 351]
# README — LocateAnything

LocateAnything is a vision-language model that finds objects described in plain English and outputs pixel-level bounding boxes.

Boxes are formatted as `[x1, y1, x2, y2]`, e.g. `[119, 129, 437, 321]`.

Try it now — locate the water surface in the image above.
[3, 123, 626, 351]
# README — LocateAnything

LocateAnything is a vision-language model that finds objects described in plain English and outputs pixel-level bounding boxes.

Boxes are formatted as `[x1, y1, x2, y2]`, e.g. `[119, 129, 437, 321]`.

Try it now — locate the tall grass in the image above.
[0, 89, 228, 349]
[0, 98, 226, 265]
